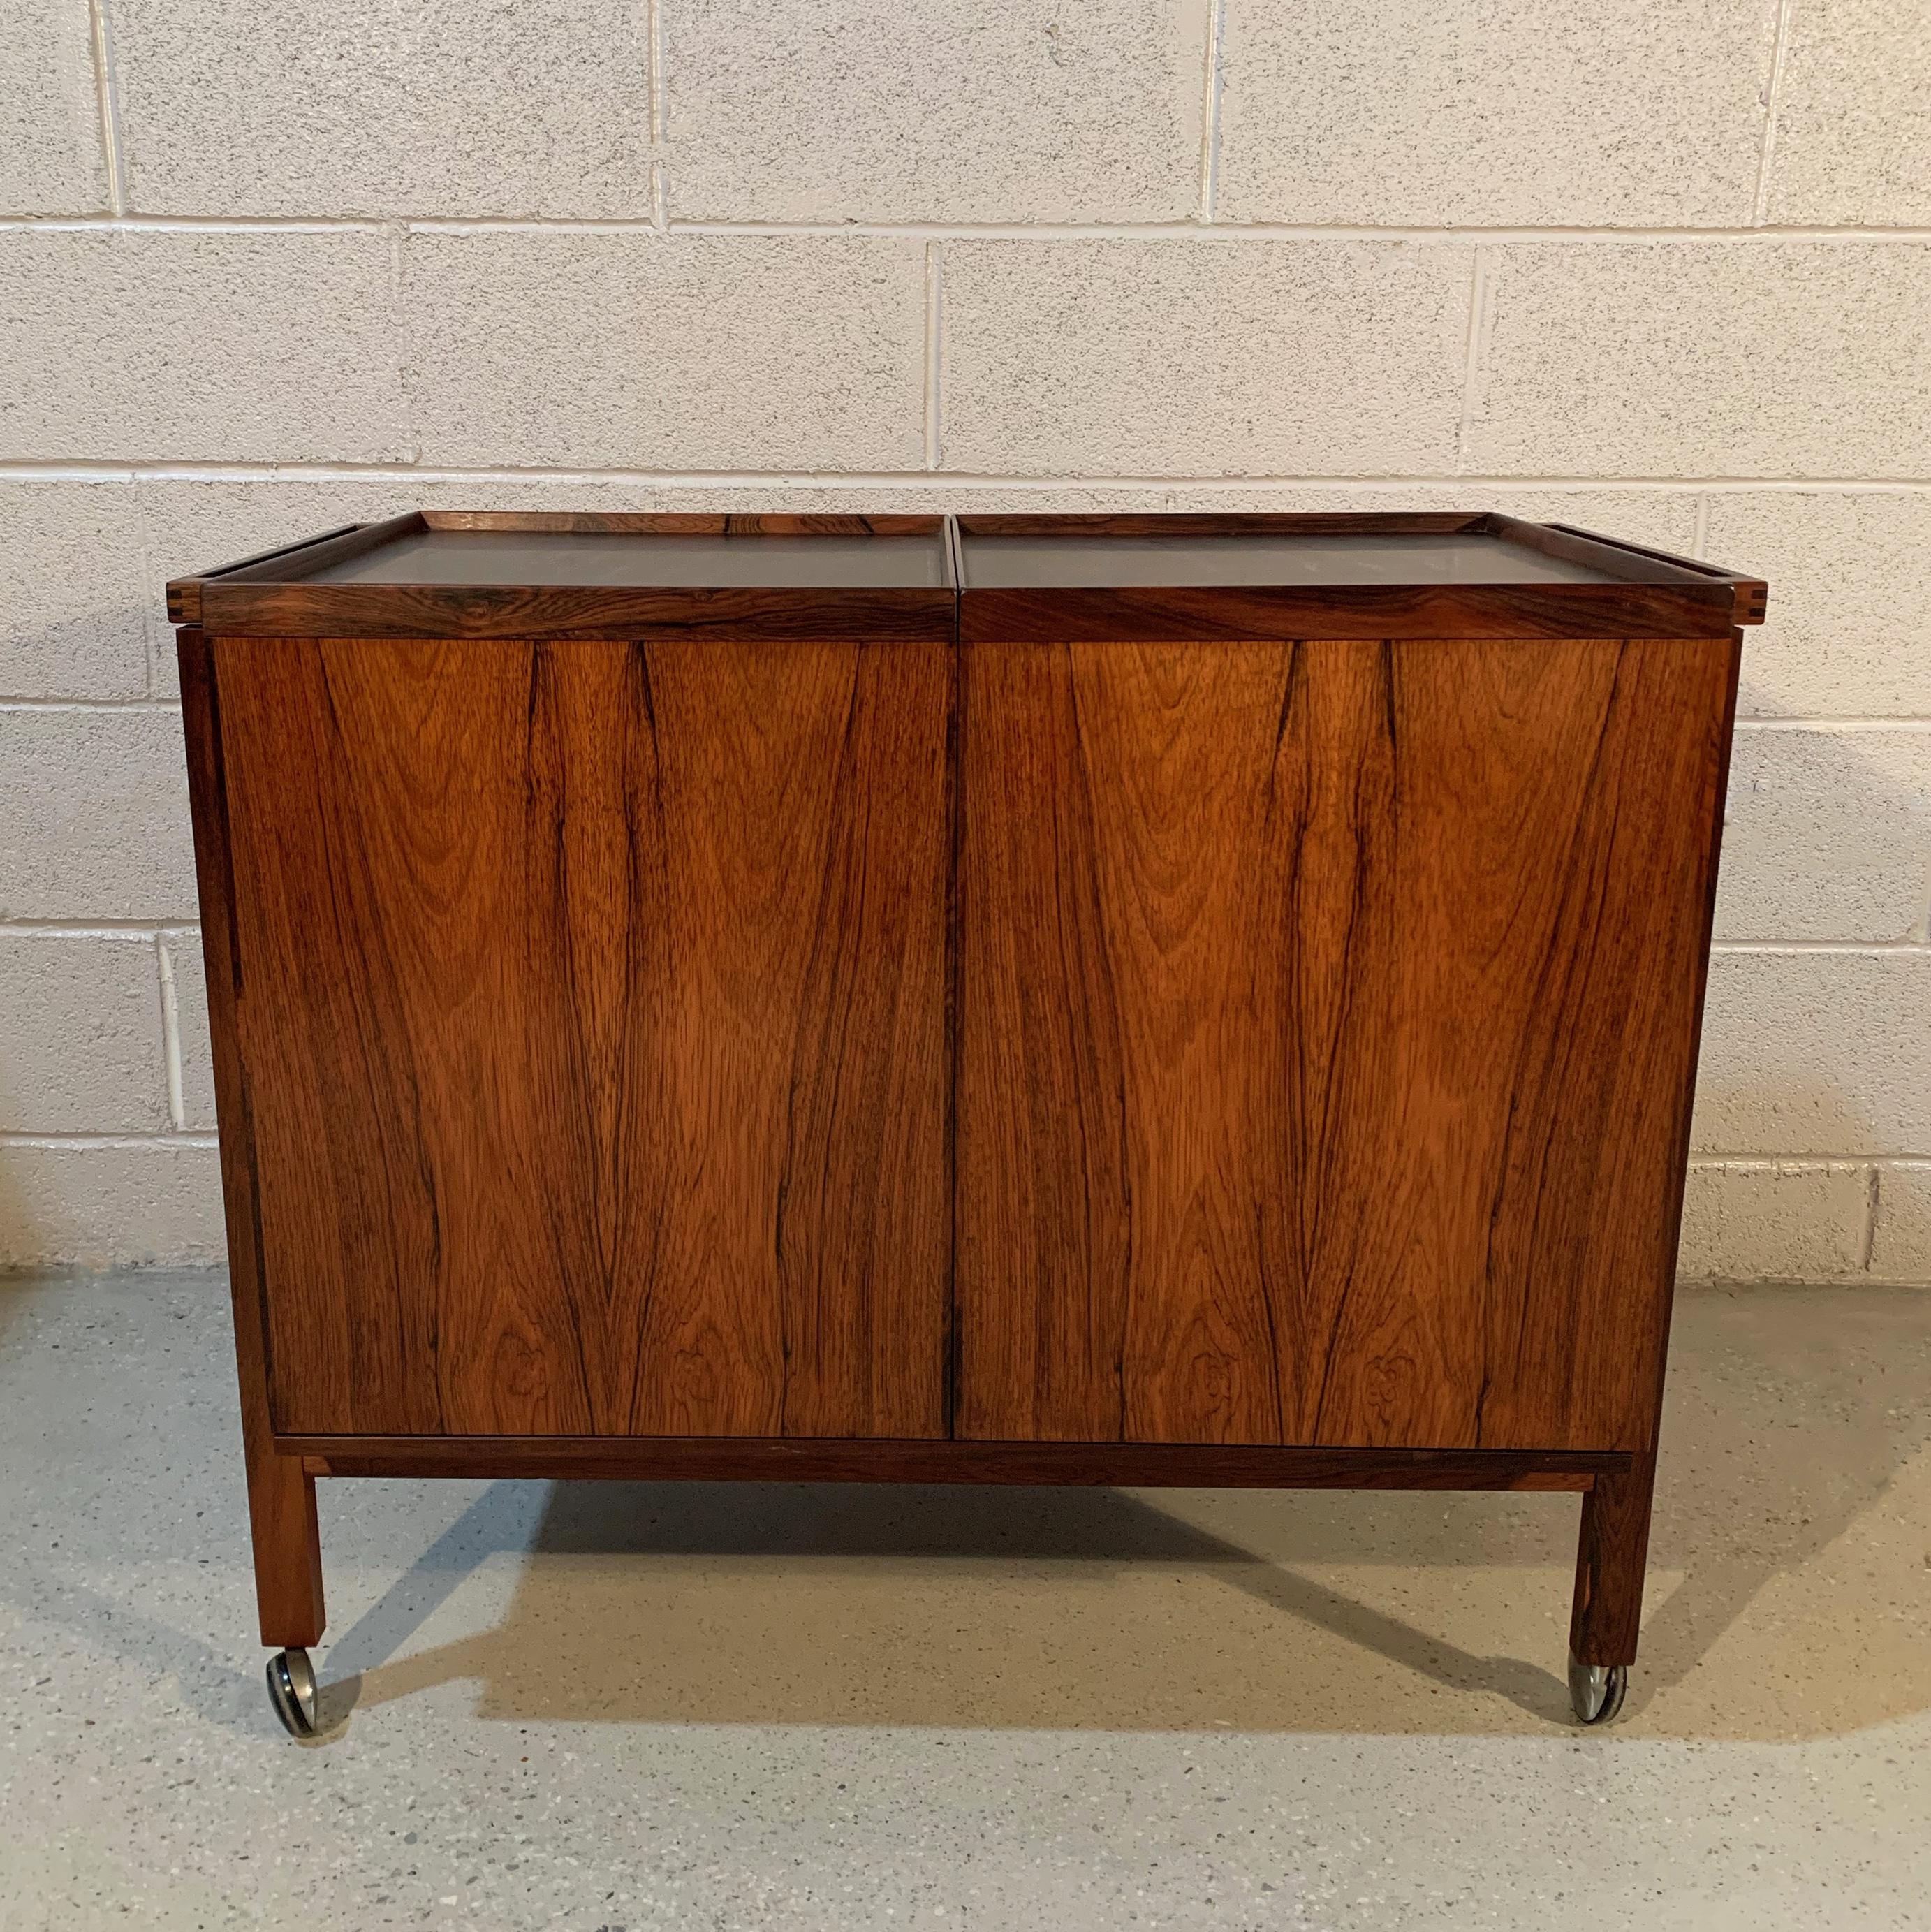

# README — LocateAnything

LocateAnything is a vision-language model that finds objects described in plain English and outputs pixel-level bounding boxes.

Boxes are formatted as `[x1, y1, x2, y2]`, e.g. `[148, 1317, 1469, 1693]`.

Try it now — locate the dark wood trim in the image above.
[193, 584, 958, 641]
[285, 1435, 1622, 1489]
[177, 630, 325, 1648]
[956, 580, 1744, 642]
[955, 511, 1492, 542]
[944, 595, 963, 1439]
[201, 580, 1739, 643]
[422, 511, 945, 539]
[956, 510, 1761, 603]
[166, 520, 374, 624]
[166, 506, 1768, 641]
[203, 512, 426, 587]
[170, 512, 957, 638]
[1633, 627, 1747, 1455]
[168, 510, 1765, 641]
[1483, 515, 1768, 620]
[1570, 1451, 1658, 1664]
[950, 510, 1765, 636]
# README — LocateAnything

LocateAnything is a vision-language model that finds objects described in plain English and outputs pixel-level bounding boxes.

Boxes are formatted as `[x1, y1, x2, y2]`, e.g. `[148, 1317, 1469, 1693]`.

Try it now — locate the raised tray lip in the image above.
[952, 509, 1765, 641]
[166, 510, 962, 640]
[955, 508, 1765, 598]
[166, 508, 1767, 640]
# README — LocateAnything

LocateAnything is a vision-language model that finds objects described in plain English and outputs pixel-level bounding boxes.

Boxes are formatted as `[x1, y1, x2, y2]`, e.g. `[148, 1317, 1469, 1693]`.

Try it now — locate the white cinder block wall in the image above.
[2, 0, 1928, 1279]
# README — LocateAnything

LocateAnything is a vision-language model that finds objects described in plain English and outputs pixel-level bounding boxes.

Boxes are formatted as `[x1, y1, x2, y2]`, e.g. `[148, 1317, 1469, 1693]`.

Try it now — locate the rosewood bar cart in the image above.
[168, 511, 1765, 1736]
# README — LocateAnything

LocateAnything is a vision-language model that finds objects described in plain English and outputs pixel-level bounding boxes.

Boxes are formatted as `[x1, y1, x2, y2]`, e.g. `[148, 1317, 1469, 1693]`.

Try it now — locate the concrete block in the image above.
[0, 712, 198, 923]
[663, 0, 1203, 222]
[404, 231, 925, 471]
[0, 230, 407, 462]
[1766, 0, 1931, 224]
[161, 933, 215, 1132]
[112, 0, 656, 218]
[942, 240, 1468, 476]
[1691, 951, 1931, 1157]
[0, 485, 150, 700]
[1716, 728, 1931, 942]
[1705, 492, 1931, 719]
[0, 0, 108, 214]
[1217, 0, 1771, 226]
[0, 1143, 225, 1268]
[1676, 1162, 1871, 1283]
[1467, 242, 1931, 480]
[0, 936, 170, 1134]
[1868, 1162, 1931, 1284]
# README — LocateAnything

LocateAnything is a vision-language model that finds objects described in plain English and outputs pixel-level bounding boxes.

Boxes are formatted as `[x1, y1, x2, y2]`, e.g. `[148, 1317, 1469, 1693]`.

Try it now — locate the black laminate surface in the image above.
[957, 531, 1646, 590]
[307, 528, 952, 589]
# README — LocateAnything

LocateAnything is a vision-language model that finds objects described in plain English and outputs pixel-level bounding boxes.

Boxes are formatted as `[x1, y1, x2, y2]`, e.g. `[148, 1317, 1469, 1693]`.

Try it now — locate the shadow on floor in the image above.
[304, 1287, 1931, 1743]
[318, 1480, 1578, 1736]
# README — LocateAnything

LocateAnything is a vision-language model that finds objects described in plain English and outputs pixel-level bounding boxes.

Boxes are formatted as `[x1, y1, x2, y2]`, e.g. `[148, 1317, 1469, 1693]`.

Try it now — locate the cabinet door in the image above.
[957, 634, 1733, 1452]
[216, 634, 950, 1439]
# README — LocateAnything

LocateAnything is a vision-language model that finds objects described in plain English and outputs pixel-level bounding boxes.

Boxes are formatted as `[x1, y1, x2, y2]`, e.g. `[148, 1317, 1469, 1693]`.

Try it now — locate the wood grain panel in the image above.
[955, 580, 1743, 643]
[1570, 1451, 1659, 1664]
[177, 630, 327, 1646]
[193, 582, 959, 642]
[214, 634, 949, 1439]
[288, 1435, 1621, 1491]
[957, 634, 1734, 1452]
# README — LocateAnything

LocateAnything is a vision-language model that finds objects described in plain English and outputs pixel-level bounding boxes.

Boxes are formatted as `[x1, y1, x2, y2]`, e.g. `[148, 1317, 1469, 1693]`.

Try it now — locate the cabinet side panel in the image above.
[215, 634, 949, 1438]
[957, 634, 1731, 1451]
[177, 631, 326, 1639]
[176, 631, 276, 1438]
[1288, 635, 1733, 1451]
[1463, 636, 1736, 1451]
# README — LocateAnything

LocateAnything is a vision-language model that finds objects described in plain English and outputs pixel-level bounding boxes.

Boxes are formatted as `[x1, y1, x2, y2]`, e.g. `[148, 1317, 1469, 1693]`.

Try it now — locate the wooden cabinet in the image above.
[216, 631, 950, 1441]
[957, 631, 1728, 1454]
[168, 510, 1764, 1735]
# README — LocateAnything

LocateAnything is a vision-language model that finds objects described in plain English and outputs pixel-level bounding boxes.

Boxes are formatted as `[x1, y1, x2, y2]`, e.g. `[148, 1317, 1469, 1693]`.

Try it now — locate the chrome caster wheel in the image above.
[266, 1647, 318, 1738]
[1568, 1653, 1628, 1726]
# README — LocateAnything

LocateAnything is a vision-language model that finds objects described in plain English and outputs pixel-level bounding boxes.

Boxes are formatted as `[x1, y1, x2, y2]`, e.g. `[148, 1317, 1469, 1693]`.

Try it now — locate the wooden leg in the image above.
[1569, 1451, 1655, 1667]
[247, 1449, 325, 1651]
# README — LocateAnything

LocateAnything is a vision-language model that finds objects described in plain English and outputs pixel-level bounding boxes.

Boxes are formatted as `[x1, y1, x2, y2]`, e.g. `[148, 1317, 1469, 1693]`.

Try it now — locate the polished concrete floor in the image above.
[1, 1275, 1928, 1930]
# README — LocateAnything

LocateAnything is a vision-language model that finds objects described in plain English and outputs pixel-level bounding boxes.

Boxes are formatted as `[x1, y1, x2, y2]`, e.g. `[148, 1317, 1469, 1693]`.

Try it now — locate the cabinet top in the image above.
[168, 510, 1765, 641]
[309, 521, 950, 590]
